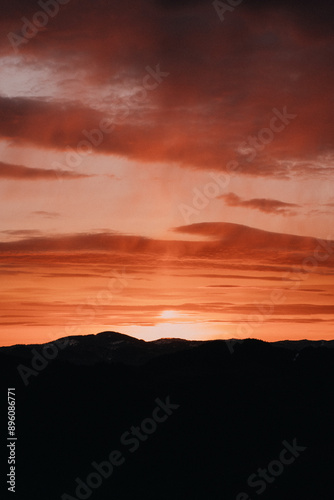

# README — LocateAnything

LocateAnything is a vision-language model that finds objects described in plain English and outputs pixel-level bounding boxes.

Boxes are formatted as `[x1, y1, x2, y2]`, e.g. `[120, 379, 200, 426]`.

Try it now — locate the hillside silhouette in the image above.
[1, 332, 333, 500]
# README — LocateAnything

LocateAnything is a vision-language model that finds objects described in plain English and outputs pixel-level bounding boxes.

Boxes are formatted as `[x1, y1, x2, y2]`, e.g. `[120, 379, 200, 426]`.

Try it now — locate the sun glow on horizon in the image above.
[159, 310, 179, 320]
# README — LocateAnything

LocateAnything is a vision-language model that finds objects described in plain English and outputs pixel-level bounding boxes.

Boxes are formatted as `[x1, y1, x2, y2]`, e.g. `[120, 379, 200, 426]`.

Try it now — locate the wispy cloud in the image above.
[31, 211, 61, 218]
[0, 229, 42, 238]
[1, 224, 333, 271]
[0, 161, 92, 180]
[219, 193, 299, 215]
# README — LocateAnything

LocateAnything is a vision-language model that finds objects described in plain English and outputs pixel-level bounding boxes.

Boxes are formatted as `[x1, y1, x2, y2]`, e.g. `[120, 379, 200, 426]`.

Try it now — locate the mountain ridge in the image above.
[1, 330, 334, 367]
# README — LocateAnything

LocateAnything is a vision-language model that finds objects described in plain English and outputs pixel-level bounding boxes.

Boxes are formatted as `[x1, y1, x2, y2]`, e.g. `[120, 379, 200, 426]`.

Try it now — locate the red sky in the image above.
[0, 0, 333, 346]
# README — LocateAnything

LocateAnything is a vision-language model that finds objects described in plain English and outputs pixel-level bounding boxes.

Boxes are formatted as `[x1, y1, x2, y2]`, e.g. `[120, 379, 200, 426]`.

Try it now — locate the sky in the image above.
[0, 0, 333, 346]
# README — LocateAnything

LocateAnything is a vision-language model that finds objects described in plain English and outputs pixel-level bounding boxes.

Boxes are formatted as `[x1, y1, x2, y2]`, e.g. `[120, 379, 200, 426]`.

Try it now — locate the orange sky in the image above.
[0, 0, 333, 346]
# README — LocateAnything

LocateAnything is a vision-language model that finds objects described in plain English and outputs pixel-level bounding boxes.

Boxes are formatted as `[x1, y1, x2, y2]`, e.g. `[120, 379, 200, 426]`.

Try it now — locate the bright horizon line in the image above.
[1, 327, 333, 349]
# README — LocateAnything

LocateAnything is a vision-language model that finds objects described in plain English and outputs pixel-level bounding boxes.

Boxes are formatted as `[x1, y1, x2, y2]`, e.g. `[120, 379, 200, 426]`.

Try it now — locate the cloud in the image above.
[243, 0, 334, 39]
[172, 222, 334, 258]
[224, 303, 334, 316]
[190, 273, 297, 282]
[1, 224, 333, 272]
[0, 161, 92, 180]
[0, 1, 333, 179]
[1, 225, 333, 335]
[31, 211, 61, 218]
[219, 193, 299, 215]
[0, 229, 42, 238]
[0, 97, 104, 151]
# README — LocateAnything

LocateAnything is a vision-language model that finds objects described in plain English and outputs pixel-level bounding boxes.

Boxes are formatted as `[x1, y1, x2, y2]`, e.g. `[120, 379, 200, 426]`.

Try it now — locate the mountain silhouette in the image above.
[1, 332, 333, 500]
[1, 331, 204, 366]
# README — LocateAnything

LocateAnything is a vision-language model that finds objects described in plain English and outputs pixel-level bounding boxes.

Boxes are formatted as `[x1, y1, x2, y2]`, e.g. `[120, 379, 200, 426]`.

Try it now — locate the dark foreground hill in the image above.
[0, 332, 333, 500]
